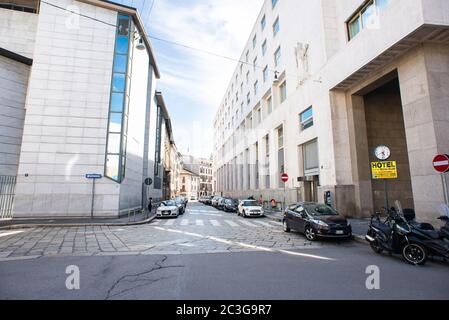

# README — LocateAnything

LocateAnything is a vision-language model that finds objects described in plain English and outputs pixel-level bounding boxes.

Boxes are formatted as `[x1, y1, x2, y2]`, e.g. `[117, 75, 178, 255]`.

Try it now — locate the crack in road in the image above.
[104, 255, 184, 300]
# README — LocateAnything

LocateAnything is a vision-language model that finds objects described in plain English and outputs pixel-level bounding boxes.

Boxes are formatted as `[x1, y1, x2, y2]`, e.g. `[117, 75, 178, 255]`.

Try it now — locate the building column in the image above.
[398, 43, 449, 222]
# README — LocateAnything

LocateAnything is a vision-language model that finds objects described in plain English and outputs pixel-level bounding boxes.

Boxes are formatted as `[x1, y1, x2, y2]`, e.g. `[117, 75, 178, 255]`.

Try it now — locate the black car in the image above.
[283, 202, 352, 241]
[217, 197, 227, 211]
[223, 198, 238, 212]
[203, 196, 213, 205]
[211, 196, 222, 208]
[174, 198, 186, 215]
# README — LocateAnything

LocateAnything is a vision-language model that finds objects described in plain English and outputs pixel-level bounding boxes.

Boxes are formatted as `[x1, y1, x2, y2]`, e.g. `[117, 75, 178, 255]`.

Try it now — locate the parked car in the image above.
[191, 195, 198, 201]
[203, 196, 213, 206]
[238, 199, 264, 217]
[217, 197, 228, 210]
[157, 200, 180, 218]
[283, 202, 352, 241]
[175, 196, 188, 208]
[174, 198, 186, 215]
[223, 198, 239, 213]
[211, 196, 222, 208]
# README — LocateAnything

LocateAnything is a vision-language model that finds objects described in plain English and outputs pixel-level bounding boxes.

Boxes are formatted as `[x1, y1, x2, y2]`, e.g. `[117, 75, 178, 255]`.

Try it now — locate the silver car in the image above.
[157, 200, 179, 218]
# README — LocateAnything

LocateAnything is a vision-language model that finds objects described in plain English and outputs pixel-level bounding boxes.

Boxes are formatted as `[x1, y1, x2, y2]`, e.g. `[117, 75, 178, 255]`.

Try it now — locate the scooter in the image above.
[366, 202, 428, 265]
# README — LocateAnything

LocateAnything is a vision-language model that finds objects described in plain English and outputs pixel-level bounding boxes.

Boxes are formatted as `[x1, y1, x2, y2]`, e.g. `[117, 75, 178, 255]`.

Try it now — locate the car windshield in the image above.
[304, 204, 338, 216]
[242, 200, 258, 206]
[161, 200, 176, 207]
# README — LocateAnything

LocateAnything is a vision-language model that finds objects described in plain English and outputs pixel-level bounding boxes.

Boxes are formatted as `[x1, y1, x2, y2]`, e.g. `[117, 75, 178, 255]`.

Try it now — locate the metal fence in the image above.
[0, 176, 16, 219]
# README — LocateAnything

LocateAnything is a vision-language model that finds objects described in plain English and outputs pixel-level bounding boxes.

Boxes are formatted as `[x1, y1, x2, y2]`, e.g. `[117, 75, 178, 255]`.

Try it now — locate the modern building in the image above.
[182, 155, 214, 196]
[0, 0, 175, 218]
[213, 0, 449, 222]
[179, 168, 200, 200]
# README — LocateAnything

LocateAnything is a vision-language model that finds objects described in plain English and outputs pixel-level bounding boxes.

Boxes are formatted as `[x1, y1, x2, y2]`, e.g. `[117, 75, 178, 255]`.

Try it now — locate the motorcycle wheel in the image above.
[370, 240, 383, 254]
[402, 243, 427, 266]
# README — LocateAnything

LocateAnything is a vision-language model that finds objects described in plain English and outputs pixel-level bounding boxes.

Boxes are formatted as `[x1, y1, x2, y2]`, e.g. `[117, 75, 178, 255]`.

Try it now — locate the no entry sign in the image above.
[281, 173, 289, 183]
[433, 154, 449, 173]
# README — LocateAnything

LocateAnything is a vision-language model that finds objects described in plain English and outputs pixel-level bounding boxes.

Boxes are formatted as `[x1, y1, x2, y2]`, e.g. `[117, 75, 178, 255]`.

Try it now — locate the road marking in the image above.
[224, 220, 239, 227]
[239, 220, 259, 227]
[189, 212, 222, 217]
[210, 220, 221, 227]
[181, 219, 190, 226]
[196, 219, 204, 226]
[253, 220, 275, 228]
[164, 219, 175, 226]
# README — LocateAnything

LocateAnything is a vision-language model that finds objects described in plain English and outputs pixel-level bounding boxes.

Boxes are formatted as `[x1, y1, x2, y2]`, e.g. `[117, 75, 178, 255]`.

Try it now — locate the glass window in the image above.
[280, 81, 287, 103]
[253, 57, 257, 72]
[263, 66, 268, 82]
[115, 36, 129, 55]
[274, 46, 281, 66]
[262, 40, 267, 56]
[361, 1, 376, 29]
[252, 35, 257, 48]
[278, 126, 283, 149]
[113, 54, 127, 73]
[112, 74, 126, 92]
[107, 133, 121, 154]
[272, 0, 278, 9]
[273, 17, 280, 36]
[254, 81, 258, 95]
[261, 15, 266, 30]
[109, 113, 123, 133]
[304, 139, 319, 173]
[106, 155, 120, 181]
[110, 93, 124, 112]
[117, 15, 130, 36]
[349, 16, 361, 39]
[300, 106, 314, 130]
[267, 96, 273, 114]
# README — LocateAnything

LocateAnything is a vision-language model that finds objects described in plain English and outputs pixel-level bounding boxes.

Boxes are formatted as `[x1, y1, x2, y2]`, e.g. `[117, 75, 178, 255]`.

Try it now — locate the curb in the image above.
[352, 234, 368, 245]
[0, 215, 157, 230]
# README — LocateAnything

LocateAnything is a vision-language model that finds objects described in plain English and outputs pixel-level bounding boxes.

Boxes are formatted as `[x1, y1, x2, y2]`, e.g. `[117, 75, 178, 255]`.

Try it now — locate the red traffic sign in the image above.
[433, 154, 449, 173]
[281, 173, 289, 183]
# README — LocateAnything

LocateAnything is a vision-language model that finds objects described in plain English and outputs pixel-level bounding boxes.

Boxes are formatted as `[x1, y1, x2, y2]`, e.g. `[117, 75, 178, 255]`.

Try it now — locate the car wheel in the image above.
[283, 220, 291, 233]
[402, 243, 427, 266]
[305, 225, 317, 241]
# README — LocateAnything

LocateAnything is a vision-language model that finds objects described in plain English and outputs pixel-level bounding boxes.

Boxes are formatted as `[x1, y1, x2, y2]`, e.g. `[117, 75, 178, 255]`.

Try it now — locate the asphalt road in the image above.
[0, 203, 448, 300]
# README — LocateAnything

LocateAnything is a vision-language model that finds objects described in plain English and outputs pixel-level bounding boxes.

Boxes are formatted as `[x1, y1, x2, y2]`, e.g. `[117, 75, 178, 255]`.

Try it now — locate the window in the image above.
[300, 106, 314, 130]
[263, 66, 268, 82]
[272, 0, 278, 9]
[303, 139, 319, 176]
[273, 17, 280, 36]
[280, 81, 287, 103]
[265, 135, 270, 156]
[267, 96, 273, 114]
[105, 14, 133, 183]
[257, 108, 262, 124]
[278, 126, 284, 149]
[246, 71, 250, 84]
[254, 81, 259, 95]
[348, 0, 389, 40]
[246, 50, 249, 63]
[240, 64, 243, 74]
[253, 57, 257, 72]
[261, 15, 266, 30]
[274, 46, 281, 66]
[262, 40, 267, 56]
[252, 35, 257, 49]
[247, 92, 251, 105]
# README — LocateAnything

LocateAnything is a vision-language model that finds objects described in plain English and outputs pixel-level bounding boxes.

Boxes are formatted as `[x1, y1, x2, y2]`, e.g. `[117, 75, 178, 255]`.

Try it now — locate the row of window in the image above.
[348, 0, 389, 40]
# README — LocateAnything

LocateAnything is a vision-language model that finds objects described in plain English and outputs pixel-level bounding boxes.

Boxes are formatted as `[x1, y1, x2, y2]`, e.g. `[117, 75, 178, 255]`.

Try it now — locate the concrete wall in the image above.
[0, 9, 38, 59]
[13, 0, 118, 218]
[0, 56, 29, 176]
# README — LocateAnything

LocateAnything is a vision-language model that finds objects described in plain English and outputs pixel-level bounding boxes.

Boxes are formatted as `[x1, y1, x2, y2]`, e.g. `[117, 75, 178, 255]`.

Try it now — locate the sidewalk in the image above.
[0, 211, 156, 230]
[263, 208, 370, 244]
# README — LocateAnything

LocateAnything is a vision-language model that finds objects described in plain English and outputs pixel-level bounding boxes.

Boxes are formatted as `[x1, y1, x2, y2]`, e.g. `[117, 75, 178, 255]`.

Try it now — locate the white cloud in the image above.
[147, 0, 264, 158]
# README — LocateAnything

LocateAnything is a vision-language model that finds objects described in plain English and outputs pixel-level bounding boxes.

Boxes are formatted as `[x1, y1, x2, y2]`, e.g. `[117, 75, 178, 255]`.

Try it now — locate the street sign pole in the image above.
[384, 179, 389, 210]
[91, 178, 96, 219]
[86, 174, 102, 219]
[442, 173, 449, 206]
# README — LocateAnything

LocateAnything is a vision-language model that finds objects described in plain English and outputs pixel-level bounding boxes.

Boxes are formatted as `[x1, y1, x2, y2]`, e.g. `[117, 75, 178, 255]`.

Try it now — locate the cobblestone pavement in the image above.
[0, 203, 326, 260]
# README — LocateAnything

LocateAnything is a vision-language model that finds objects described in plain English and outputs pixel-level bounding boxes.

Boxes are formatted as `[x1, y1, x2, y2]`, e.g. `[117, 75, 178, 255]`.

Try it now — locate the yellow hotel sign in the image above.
[371, 161, 398, 179]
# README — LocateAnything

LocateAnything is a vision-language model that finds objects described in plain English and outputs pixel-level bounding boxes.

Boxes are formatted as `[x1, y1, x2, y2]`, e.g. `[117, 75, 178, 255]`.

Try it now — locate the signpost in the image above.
[281, 173, 289, 211]
[372, 145, 396, 210]
[86, 174, 102, 219]
[433, 154, 449, 206]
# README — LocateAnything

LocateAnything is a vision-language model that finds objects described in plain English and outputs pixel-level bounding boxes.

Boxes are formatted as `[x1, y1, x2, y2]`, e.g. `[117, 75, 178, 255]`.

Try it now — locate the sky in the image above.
[112, 0, 264, 159]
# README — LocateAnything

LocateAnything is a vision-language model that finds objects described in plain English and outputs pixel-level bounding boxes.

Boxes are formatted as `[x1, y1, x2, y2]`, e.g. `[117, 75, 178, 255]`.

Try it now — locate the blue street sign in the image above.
[86, 174, 102, 179]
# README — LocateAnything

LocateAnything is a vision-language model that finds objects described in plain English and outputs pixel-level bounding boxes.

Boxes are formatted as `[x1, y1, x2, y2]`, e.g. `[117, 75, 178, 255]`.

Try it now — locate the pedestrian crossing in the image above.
[152, 217, 281, 229]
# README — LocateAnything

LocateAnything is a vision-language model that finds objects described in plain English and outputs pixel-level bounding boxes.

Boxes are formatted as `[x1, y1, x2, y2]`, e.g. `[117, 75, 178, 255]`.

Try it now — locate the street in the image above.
[0, 202, 448, 300]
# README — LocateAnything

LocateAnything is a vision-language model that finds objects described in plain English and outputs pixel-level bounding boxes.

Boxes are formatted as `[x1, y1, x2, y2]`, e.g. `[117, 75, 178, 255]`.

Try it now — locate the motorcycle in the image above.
[366, 201, 428, 265]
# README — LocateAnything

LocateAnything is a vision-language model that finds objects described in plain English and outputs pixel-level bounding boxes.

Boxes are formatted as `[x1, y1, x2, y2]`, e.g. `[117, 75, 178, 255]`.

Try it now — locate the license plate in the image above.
[336, 230, 344, 235]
